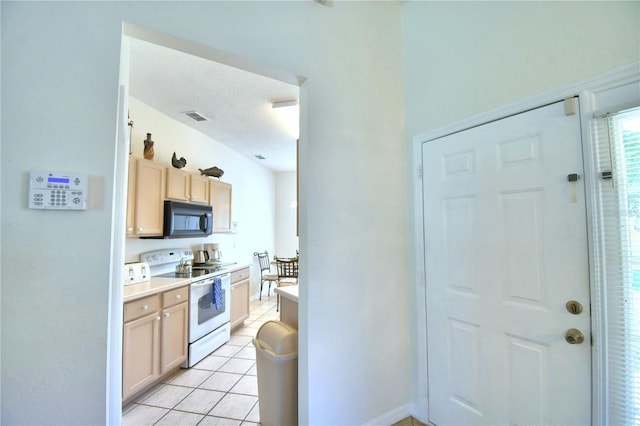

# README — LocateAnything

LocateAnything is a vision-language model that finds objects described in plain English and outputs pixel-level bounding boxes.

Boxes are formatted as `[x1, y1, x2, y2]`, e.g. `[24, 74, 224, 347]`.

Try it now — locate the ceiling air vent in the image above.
[183, 111, 209, 122]
[254, 155, 266, 160]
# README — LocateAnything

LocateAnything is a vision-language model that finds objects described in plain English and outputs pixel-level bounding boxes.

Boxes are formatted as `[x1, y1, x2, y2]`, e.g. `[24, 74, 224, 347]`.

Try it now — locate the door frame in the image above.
[411, 63, 640, 423]
[109, 23, 307, 425]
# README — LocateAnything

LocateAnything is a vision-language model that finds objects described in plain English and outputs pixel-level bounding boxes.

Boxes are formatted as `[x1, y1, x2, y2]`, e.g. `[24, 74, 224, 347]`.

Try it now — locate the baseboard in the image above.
[363, 403, 412, 426]
[409, 402, 429, 425]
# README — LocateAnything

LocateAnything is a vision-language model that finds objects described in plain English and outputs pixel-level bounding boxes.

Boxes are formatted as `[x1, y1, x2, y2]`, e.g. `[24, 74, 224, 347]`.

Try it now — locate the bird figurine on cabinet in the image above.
[199, 166, 224, 179]
[171, 152, 187, 169]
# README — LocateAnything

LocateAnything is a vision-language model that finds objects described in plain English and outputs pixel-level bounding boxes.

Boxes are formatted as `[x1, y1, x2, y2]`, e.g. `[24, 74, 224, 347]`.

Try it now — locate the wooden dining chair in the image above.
[274, 256, 298, 311]
[254, 251, 278, 300]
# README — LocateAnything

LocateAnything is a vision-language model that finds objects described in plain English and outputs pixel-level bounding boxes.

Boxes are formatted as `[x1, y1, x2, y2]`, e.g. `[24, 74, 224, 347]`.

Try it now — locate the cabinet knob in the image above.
[142, 305, 148, 311]
[137, 227, 143, 233]
[156, 316, 161, 321]
[163, 312, 170, 318]
[176, 294, 181, 300]
[127, 227, 133, 233]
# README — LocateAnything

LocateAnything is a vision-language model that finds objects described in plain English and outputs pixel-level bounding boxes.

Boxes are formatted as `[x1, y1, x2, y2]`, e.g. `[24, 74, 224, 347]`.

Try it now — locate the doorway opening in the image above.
[109, 23, 305, 424]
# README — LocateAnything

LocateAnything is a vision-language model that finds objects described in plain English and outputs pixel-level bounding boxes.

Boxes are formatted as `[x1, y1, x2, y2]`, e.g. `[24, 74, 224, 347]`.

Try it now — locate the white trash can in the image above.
[252, 320, 298, 426]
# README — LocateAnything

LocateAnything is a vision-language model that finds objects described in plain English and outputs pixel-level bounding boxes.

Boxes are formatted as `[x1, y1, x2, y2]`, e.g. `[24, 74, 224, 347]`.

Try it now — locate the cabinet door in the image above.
[230, 280, 249, 330]
[190, 174, 209, 204]
[166, 168, 190, 201]
[134, 159, 165, 236]
[208, 180, 232, 232]
[122, 313, 161, 400]
[161, 302, 188, 373]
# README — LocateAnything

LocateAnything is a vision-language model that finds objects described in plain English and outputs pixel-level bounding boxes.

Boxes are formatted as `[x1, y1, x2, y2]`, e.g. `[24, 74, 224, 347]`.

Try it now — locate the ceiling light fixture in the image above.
[272, 100, 299, 139]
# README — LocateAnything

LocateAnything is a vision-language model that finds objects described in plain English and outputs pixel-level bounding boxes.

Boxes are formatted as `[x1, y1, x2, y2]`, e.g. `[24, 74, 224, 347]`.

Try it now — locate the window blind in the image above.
[595, 107, 640, 425]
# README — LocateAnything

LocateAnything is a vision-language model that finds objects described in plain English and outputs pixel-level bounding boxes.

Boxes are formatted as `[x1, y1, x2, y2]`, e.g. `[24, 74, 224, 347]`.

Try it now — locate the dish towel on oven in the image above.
[212, 277, 222, 310]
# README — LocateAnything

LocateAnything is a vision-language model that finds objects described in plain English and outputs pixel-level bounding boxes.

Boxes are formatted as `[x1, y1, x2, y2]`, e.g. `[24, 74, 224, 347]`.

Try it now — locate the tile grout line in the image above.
[124, 296, 277, 425]
[125, 296, 279, 424]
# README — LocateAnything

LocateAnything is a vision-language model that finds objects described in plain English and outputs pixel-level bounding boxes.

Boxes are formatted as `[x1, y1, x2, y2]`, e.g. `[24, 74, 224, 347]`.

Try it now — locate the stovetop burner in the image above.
[157, 267, 222, 279]
[140, 248, 237, 281]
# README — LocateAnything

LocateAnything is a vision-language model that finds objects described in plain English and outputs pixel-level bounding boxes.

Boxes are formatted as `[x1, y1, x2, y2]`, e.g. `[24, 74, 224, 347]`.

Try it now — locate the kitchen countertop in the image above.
[274, 285, 298, 303]
[274, 285, 298, 329]
[123, 263, 250, 303]
[123, 276, 191, 302]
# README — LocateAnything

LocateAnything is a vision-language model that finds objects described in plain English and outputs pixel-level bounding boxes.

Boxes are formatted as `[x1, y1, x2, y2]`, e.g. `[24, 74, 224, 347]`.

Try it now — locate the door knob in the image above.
[565, 328, 584, 344]
[566, 300, 583, 315]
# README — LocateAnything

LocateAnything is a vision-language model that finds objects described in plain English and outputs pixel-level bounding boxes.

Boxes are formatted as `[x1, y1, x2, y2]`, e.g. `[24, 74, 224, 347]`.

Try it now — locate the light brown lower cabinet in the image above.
[122, 286, 188, 402]
[160, 287, 189, 372]
[230, 267, 250, 330]
[122, 297, 161, 400]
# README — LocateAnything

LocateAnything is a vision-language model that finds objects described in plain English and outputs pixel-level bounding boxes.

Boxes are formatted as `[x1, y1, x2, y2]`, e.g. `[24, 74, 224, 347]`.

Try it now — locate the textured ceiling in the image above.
[129, 38, 299, 172]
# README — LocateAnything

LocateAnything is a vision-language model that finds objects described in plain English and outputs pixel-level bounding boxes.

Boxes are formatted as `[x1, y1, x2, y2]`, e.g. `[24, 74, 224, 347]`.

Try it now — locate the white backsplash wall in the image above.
[125, 96, 277, 295]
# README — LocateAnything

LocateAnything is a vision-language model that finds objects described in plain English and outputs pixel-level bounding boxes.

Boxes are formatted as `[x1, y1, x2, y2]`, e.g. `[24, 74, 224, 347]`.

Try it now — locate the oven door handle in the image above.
[191, 274, 229, 289]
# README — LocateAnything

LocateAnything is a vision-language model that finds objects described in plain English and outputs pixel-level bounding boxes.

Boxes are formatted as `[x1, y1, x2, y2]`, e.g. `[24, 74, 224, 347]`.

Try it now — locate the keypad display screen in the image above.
[48, 177, 70, 184]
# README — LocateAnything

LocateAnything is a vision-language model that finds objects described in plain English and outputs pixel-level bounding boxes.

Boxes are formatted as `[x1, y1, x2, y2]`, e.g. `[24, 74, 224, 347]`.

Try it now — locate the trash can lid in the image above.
[255, 320, 298, 355]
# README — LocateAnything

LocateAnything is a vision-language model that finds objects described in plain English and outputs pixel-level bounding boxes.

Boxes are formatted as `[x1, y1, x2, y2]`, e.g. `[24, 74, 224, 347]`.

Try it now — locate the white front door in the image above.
[422, 100, 591, 425]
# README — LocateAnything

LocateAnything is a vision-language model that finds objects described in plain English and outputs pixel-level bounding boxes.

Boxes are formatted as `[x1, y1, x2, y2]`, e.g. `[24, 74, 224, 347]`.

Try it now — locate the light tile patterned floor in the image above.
[123, 295, 279, 426]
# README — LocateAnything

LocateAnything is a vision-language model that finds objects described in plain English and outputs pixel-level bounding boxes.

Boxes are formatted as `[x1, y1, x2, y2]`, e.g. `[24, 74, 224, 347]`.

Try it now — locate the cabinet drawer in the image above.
[163, 286, 189, 309]
[124, 294, 161, 323]
[231, 267, 250, 284]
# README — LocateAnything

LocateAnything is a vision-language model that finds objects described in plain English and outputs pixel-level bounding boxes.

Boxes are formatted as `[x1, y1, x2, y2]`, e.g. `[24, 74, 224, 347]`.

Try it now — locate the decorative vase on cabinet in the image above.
[143, 133, 154, 161]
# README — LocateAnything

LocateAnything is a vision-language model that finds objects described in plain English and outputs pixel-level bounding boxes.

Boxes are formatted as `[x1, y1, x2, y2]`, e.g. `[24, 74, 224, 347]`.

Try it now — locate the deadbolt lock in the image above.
[565, 328, 584, 344]
[566, 300, 583, 315]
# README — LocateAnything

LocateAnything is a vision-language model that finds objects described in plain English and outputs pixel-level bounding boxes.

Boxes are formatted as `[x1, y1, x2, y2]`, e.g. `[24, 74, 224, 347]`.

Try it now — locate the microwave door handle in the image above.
[201, 214, 208, 232]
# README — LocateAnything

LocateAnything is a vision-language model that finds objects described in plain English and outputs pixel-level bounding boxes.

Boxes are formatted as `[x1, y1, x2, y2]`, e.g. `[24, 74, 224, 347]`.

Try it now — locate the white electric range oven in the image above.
[140, 248, 232, 368]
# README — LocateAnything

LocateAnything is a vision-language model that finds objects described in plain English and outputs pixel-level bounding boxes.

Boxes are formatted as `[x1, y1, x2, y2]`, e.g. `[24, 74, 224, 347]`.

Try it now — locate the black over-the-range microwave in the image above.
[143, 200, 213, 239]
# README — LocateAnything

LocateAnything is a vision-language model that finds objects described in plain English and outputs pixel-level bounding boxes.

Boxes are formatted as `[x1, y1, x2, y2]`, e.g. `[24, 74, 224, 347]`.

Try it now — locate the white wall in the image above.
[275, 171, 298, 258]
[402, 1, 640, 136]
[401, 0, 640, 418]
[125, 96, 276, 297]
[1, 2, 406, 425]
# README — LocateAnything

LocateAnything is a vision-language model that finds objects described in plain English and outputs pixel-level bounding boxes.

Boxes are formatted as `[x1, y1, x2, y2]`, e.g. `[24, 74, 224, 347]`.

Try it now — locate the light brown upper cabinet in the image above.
[126, 158, 166, 237]
[166, 168, 209, 204]
[208, 180, 232, 233]
[189, 174, 209, 204]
